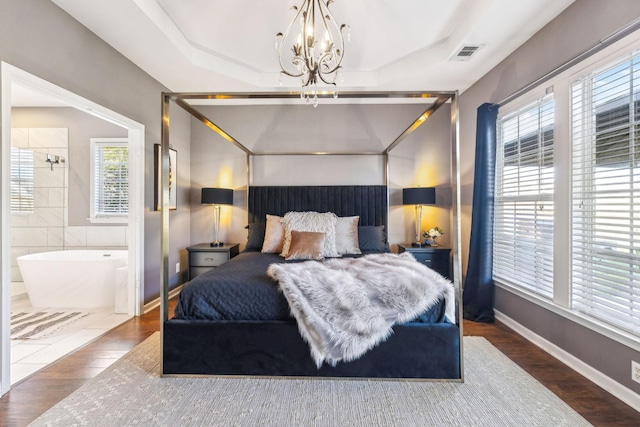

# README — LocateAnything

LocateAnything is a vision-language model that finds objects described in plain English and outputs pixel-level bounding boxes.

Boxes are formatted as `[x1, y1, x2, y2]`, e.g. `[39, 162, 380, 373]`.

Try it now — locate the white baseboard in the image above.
[495, 309, 640, 413]
[11, 292, 27, 303]
[143, 284, 183, 314]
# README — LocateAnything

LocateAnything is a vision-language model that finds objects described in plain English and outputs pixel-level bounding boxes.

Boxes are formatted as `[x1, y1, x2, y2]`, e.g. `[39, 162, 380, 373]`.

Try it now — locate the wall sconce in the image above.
[403, 187, 436, 247]
[201, 188, 233, 247]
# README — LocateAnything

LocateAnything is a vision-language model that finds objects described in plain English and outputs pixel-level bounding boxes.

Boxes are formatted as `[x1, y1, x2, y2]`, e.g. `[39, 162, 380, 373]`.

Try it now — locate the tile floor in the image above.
[10, 287, 131, 385]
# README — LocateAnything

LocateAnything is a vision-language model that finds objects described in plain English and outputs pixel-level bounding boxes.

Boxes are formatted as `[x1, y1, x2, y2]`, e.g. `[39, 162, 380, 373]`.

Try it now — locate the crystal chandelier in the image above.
[276, 0, 349, 104]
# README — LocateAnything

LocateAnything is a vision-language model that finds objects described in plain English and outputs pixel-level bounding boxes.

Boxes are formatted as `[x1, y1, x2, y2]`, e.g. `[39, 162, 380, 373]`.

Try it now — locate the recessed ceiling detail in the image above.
[50, 0, 576, 94]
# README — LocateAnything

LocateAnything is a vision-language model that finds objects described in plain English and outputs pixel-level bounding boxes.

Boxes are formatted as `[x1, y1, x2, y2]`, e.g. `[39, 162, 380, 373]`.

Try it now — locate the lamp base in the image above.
[411, 242, 424, 248]
[210, 241, 224, 247]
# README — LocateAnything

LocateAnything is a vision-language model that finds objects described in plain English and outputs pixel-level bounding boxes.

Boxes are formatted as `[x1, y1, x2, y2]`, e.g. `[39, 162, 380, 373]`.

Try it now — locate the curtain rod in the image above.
[499, 16, 640, 107]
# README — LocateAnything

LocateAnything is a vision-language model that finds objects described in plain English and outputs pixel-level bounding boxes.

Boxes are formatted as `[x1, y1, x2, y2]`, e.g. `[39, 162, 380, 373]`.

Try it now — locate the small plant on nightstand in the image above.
[423, 227, 444, 246]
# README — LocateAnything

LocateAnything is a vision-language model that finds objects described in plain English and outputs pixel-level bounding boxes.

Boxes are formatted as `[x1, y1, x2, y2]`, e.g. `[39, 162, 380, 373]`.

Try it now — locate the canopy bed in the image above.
[159, 91, 463, 380]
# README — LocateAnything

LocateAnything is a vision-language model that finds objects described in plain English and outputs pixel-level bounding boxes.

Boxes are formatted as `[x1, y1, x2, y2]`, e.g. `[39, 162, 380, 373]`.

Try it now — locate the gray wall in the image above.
[460, 0, 640, 394]
[0, 0, 191, 302]
[188, 104, 454, 251]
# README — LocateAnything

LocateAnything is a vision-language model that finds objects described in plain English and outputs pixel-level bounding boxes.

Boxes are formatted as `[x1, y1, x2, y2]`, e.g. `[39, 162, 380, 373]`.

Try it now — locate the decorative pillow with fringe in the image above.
[281, 211, 338, 258]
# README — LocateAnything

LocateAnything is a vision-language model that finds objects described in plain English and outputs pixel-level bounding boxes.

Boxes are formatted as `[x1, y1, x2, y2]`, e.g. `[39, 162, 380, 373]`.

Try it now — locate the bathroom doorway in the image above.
[0, 63, 145, 394]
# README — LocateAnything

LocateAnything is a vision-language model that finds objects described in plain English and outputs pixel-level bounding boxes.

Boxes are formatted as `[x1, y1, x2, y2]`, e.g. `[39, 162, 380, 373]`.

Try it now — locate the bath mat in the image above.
[11, 311, 92, 340]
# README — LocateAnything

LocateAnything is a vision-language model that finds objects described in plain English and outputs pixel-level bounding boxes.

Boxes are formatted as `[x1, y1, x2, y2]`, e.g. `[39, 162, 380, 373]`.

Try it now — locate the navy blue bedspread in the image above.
[174, 251, 447, 323]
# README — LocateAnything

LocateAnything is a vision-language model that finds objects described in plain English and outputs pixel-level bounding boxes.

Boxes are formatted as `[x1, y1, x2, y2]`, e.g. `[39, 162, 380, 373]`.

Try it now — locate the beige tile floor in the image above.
[10, 286, 131, 385]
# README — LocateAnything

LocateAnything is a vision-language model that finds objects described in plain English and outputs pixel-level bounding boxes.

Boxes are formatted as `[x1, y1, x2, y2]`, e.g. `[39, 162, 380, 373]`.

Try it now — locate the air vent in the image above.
[450, 44, 483, 61]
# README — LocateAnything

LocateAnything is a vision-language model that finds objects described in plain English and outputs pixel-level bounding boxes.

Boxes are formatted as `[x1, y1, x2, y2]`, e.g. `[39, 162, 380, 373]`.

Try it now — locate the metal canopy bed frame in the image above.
[159, 90, 463, 380]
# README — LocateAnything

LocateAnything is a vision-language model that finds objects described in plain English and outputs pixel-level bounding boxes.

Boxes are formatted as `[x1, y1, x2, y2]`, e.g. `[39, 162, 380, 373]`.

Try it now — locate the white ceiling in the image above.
[49, 0, 575, 96]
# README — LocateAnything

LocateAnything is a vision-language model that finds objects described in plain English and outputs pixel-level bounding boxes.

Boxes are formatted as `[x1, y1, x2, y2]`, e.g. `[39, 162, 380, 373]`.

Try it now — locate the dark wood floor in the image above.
[464, 320, 640, 426]
[1, 303, 638, 426]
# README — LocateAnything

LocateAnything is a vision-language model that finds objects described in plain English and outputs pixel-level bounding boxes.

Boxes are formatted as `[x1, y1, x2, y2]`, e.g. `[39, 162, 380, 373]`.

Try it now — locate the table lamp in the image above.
[201, 187, 233, 247]
[403, 187, 436, 247]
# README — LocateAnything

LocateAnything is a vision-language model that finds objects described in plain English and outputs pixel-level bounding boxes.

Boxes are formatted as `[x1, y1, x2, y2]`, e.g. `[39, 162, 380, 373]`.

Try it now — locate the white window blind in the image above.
[91, 139, 128, 221]
[10, 148, 34, 213]
[572, 53, 640, 337]
[494, 97, 555, 298]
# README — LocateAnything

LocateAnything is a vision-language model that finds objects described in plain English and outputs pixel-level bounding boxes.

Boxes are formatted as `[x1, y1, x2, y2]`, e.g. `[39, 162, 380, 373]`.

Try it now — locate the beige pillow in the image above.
[281, 211, 338, 258]
[335, 216, 361, 255]
[285, 231, 326, 261]
[261, 214, 285, 253]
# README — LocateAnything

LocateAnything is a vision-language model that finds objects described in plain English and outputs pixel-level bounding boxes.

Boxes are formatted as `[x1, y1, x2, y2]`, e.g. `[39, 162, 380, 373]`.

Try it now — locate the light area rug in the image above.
[29, 334, 591, 427]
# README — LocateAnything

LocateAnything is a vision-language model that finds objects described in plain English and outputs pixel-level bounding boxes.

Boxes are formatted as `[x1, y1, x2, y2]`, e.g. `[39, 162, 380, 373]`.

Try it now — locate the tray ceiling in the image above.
[49, 0, 575, 95]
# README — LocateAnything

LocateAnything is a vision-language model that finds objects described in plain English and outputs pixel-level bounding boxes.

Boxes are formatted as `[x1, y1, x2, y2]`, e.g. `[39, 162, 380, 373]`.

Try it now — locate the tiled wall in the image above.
[10, 128, 127, 282]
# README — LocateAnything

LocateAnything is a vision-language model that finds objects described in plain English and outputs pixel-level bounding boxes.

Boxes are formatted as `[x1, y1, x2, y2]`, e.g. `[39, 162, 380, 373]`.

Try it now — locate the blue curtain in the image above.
[463, 103, 499, 323]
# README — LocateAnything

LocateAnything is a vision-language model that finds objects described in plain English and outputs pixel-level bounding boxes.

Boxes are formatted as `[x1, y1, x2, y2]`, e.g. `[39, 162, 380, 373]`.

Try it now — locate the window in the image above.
[494, 96, 555, 298]
[10, 148, 34, 214]
[90, 138, 128, 223]
[572, 54, 640, 337]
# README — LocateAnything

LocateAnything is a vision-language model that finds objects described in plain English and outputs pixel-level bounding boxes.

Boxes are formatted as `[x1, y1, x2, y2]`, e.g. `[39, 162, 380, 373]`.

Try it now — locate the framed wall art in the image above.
[154, 144, 177, 210]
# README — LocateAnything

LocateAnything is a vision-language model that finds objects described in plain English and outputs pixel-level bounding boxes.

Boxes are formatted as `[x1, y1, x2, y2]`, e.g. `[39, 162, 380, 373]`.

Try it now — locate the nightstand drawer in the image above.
[187, 243, 240, 281]
[397, 244, 451, 279]
[190, 251, 229, 267]
[412, 252, 448, 270]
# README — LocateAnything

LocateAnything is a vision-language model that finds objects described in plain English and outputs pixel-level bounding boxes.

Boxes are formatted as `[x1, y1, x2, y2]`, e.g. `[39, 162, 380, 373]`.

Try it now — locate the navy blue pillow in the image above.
[358, 225, 389, 252]
[245, 223, 266, 251]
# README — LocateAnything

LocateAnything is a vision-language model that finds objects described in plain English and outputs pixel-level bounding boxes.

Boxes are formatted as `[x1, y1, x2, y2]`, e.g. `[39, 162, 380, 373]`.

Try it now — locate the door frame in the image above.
[0, 62, 145, 395]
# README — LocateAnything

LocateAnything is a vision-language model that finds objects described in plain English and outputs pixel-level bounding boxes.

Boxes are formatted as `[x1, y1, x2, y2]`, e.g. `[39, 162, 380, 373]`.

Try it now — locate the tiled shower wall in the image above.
[10, 128, 127, 282]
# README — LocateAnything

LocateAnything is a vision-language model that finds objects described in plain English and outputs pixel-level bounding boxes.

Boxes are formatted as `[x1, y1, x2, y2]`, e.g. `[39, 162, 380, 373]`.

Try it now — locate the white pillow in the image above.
[261, 214, 285, 253]
[281, 211, 338, 258]
[335, 216, 361, 255]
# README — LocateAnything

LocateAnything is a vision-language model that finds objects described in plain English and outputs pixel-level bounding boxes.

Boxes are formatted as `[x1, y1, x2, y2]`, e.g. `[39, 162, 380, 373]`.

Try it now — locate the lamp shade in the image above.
[201, 188, 233, 205]
[403, 187, 436, 205]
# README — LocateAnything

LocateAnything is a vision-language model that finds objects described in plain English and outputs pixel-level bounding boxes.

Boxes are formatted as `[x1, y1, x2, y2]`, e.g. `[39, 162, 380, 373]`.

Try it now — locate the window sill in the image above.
[89, 217, 128, 224]
[495, 280, 640, 353]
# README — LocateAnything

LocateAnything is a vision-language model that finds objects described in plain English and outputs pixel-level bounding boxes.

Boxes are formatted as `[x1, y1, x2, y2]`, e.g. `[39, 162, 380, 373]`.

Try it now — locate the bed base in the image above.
[163, 319, 460, 379]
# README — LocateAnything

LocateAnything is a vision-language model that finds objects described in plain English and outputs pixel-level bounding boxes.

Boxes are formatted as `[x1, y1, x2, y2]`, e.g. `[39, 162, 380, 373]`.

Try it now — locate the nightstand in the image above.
[397, 244, 451, 280]
[187, 243, 240, 280]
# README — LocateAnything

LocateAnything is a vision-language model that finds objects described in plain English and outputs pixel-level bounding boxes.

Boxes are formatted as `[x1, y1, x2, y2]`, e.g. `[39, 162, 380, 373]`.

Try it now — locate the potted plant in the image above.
[423, 227, 444, 246]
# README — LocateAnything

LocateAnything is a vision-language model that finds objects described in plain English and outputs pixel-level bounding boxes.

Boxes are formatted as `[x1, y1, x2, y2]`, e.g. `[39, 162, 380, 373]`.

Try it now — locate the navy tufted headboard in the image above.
[248, 186, 388, 229]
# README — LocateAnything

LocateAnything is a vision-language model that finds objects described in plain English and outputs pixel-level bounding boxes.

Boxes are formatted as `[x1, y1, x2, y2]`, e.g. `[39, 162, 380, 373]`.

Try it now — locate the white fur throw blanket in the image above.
[267, 252, 455, 368]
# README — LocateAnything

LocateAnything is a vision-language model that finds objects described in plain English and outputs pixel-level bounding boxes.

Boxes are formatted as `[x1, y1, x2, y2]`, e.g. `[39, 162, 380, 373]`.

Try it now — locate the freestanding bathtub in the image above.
[17, 250, 128, 308]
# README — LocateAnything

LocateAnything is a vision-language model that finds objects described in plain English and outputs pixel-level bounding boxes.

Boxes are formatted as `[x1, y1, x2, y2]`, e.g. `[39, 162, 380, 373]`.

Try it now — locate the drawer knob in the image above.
[423, 260, 432, 264]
